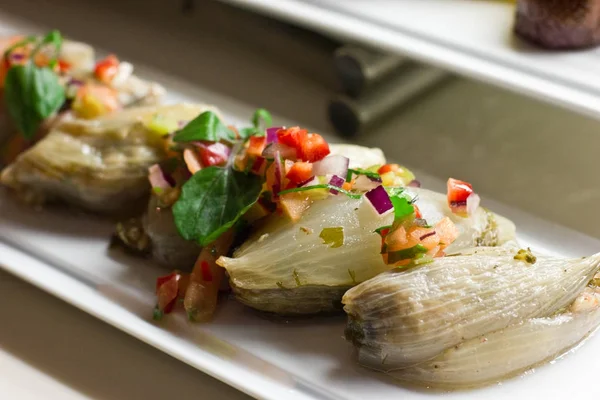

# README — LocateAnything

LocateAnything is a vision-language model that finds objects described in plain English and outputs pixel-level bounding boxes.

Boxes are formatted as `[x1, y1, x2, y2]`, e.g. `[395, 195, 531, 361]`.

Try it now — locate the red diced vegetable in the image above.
[156, 271, 182, 313]
[247, 136, 267, 158]
[413, 203, 422, 219]
[199, 142, 230, 167]
[298, 133, 330, 162]
[286, 162, 313, 184]
[277, 126, 307, 150]
[447, 178, 474, 216]
[365, 185, 393, 215]
[94, 54, 120, 84]
[378, 163, 400, 175]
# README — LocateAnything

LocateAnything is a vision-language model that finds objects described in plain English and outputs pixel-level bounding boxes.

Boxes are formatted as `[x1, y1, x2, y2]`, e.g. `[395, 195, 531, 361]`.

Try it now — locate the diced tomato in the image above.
[298, 133, 330, 162]
[247, 136, 266, 158]
[199, 142, 229, 167]
[251, 156, 266, 175]
[286, 162, 313, 184]
[447, 178, 473, 216]
[277, 127, 307, 150]
[413, 204, 422, 219]
[378, 163, 400, 175]
[94, 54, 120, 84]
[57, 59, 71, 73]
[277, 127, 330, 162]
[156, 272, 182, 313]
[447, 178, 473, 203]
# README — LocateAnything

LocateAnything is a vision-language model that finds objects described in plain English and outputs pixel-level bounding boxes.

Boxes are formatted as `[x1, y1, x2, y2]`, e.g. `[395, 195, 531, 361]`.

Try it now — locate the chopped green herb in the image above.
[514, 248, 537, 264]
[173, 165, 262, 246]
[374, 225, 392, 237]
[252, 108, 272, 132]
[390, 196, 414, 221]
[278, 184, 362, 199]
[387, 244, 428, 264]
[346, 168, 380, 182]
[319, 227, 344, 248]
[4, 30, 66, 139]
[152, 307, 164, 321]
[173, 111, 236, 143]
[276, 281, 285, 289]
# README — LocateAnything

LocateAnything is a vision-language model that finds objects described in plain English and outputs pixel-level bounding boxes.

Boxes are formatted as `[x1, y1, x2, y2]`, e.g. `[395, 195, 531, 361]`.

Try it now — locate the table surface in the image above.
[3, 1, 600, 399]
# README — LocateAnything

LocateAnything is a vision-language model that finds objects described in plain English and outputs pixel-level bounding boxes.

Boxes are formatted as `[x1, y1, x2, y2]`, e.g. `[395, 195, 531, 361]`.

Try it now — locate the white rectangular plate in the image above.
[2, 146, 600, 400]
[220, 0, 600, 123]
[1, 8, 600, 398]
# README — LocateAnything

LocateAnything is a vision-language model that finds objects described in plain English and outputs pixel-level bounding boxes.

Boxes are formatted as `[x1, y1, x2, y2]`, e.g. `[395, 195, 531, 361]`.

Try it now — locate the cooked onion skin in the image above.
[343, 247, 600, 381]
[391, 286, 600, 388]
[143, 196, 201, 270]
[515, 0, 600, 49]
[218, 189, 516, 315]
[0, 103, 217, 215]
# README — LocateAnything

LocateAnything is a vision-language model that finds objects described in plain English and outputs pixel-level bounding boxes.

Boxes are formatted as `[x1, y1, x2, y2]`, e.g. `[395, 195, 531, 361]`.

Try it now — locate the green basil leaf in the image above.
[4, 63, 65, 139]
[173, 111, 236, 143]
[390, 196, 414, 221]
[33, 66, 65, 118]
[173, 166, 263, 246]
[251, 108, 272, 131]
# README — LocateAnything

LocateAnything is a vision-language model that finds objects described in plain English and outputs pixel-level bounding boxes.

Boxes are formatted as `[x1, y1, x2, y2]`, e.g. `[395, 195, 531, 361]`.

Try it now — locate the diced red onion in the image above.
[272, 150, 283, 199]
[353, 175, 380, 191]
[266, 127, 282, 144]
[251, 156, 266, 173]
[312, 155, 349, 178]
[262, 142, 296, 160]
[408, 179, 421, 188]
[299, 176, 319, 187]
[329, 175, 345, 195]
[419, 231, 437, 241]
[365, 185, 393, 215]
[148, 164, 173, 190]
[466, 193, 481, 217]
[9, 53, 25, 62]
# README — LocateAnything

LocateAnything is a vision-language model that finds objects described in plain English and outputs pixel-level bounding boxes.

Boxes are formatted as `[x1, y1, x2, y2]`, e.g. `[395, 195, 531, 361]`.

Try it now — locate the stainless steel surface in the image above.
[329, 64, 449, 137]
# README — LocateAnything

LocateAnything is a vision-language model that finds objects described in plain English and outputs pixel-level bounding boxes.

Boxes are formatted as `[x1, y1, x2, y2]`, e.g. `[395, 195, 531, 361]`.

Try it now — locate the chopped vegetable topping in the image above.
[319, 227, 344, 248]
[94, 54, 120, 83]
[3, 30, 66, 138]
[514, 248, 537, 264]
[447, 178, 476, 217]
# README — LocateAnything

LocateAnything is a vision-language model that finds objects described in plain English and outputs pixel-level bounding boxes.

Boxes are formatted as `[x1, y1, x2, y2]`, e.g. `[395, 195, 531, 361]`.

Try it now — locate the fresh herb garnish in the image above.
[346, 168, 380, 182]
[374, 225, 392, 236]
[239, 108, 273, 139]
[278, 184, 362, 199]
[173, 111, 237, 143]
[387, 244, 428, 264]
[4, 30, 66, 139]
[173, 165, 262, 246]
[390, 196, 414, 221]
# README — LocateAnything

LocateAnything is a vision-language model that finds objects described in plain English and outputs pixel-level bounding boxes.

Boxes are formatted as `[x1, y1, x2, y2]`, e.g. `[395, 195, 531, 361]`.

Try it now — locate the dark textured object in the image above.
[334, 45, 408, 98]
[328, 64, 449, 137]
[515, 0, 600, 49]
